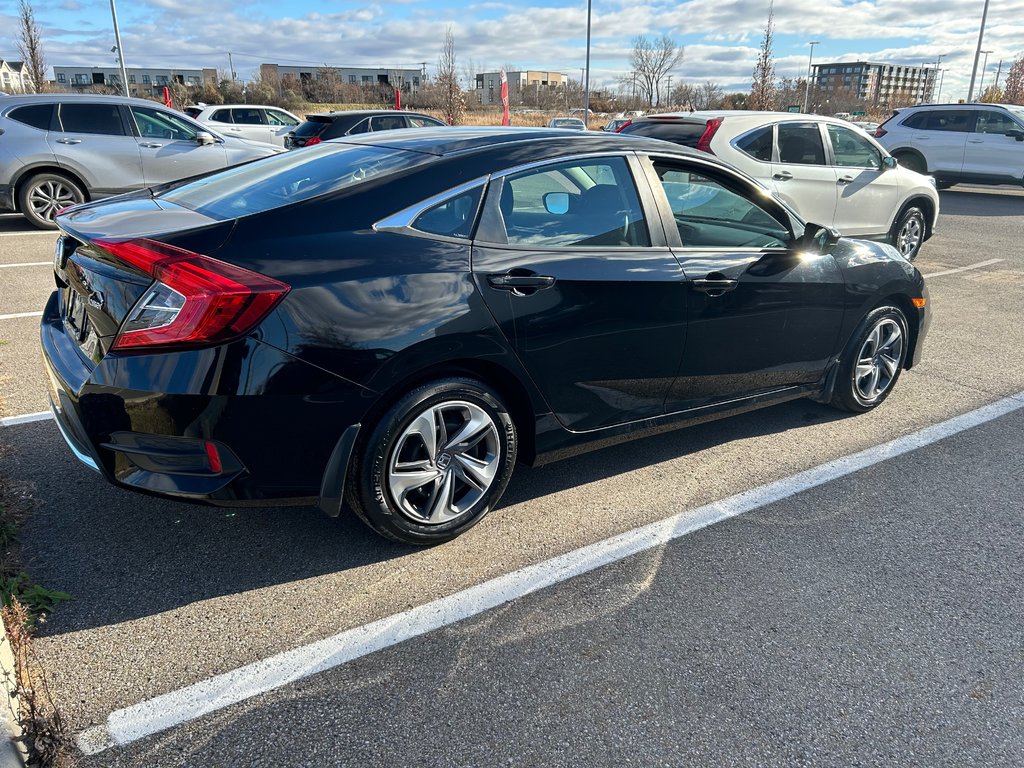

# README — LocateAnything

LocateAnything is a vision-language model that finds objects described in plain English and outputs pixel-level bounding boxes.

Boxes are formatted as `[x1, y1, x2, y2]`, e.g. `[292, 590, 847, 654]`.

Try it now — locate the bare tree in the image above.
[692, 81, 724, 110]
[17, 0, 47, 93]
[436, 27, 466, 125]
[630, 35, 683, 106]
[750, 1, 776, 110]
[1004, 55, 1024, 105]
[671, 83, 696, 110]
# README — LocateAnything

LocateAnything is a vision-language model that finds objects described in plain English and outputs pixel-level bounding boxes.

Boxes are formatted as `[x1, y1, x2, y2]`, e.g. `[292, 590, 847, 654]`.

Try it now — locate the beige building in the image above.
[52, 66, 217, 98]
[474, 70, 569, 106]
[811, 61, 937, 108]
[0, 60, 31, 94]
[259, 63, 423, 91]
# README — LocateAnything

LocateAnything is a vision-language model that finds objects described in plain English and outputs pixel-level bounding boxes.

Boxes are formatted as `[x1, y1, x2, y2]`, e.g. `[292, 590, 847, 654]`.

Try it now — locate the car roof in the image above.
[0, 92, 173, 108]
[198, 104, 295, 111]
[306, 109, 434, 120]
[897, 103, 1019, 110]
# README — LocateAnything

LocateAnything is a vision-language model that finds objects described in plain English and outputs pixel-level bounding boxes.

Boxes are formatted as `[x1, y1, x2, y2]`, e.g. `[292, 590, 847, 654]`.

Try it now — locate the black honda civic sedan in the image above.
[42, 128, 929, 544]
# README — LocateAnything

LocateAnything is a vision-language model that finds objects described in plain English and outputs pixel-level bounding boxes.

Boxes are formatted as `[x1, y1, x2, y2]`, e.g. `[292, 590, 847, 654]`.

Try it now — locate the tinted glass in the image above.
[211, 109, 233, 123]
[900, 112, 925, 129]
[497, 157, 649, 247]
[57, 103, 124, 135]
[777, 123, 825, 165]
[8, 104, 52, 130]
[293, 117, 330, 138]
[412, 186, 483, 239]
[654, 163, 789, 249]
[920, 110, 971, 132]
[345, 119, 370, 135]
[619, 120, 706, 147]
[183, 107, 202, 118]
[827, 125, 881, 169]
[974, 110, 1021, 134]
[158, 144, 429, 220]
[131, 106, 198, 141]
[231, 108, 265, 125]
[735, 125, 772, 161]
[370, 115, 406, 131]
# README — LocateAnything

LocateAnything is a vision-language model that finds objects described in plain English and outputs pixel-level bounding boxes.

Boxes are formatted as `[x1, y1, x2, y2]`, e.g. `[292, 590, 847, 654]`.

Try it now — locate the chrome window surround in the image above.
[373, 177, 488, 242]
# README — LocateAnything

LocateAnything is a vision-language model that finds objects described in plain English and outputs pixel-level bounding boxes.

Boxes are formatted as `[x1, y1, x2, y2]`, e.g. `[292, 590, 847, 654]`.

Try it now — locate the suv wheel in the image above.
[890, 206, 926, 261]
[18, 173, 85, 230]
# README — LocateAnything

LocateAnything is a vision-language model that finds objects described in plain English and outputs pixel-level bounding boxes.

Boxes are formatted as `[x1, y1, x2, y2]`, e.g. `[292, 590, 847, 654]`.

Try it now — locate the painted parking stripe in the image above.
[0, 311, 43, 321]
[0, 261, 50, 268]
[0, 412, 52, 427]
[75, 390, 1024, 756]
[0, 231, 57, 238]
[921, 258, 1004, 279]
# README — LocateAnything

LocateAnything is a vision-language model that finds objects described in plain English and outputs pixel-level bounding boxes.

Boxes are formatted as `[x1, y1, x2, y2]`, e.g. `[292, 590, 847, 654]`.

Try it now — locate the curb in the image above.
[0, 619, 28, 768]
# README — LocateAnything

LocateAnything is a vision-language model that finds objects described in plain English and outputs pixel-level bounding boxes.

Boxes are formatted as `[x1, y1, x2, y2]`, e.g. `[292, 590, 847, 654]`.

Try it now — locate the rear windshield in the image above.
[157, 143, 429, 220]
[292, 116, 331, 138]
[618, 120, 707, 146]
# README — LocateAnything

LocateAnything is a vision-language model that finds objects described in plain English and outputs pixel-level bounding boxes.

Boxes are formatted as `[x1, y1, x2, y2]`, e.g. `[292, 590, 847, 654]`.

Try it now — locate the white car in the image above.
[185, 104, 302, 147]
[619, 111, 939, 259]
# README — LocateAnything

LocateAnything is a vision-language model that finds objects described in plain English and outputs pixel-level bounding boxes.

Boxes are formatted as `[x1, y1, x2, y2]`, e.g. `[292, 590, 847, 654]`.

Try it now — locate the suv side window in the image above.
[231, 108, 265, 125]
[211, 109, 233, 123]
[901, 112, 926, 129]
[345, 118, 370, 135]
[8, 104, 53, 130]
[130, 106, 199, 141]
[974, 110, 1021, 134]
[265, 109, 298, 126]
[827, 124, 882, 170]
[919, 110, 971, 132]
[370, 115, 406, 131]
[734, 125, 773, 161]
[56, 103, 125, 135]
[777, 123, 825, 165]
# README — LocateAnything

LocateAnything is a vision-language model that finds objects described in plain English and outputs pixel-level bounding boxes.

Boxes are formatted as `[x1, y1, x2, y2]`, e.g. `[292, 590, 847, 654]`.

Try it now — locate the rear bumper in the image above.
[40, 289, 371, 508]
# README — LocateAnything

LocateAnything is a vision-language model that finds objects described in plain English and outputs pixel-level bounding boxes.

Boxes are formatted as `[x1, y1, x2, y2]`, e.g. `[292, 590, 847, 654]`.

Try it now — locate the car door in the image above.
[46, 101, 144, 195]
[472, 154, 687, 431]
[229, 107, 272, 143]
[962, 108, 1024, 182]
[768, 121, 839, 227]
[128, 104, 229, 185]
[908, 109, 971, 175]
[264, 108, 300, 146]
[643, 155, 846, 410]
[825, 123, 899, 237]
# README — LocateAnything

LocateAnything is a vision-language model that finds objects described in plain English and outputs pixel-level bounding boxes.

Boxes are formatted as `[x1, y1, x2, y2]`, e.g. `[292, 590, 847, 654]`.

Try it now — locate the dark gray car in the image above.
[0, 93, 282, 229]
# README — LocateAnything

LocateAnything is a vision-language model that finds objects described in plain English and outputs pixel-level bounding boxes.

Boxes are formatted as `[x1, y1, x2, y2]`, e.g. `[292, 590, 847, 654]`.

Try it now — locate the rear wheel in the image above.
[830, 306, 909, 413]
[18, 173, 84, 230]
[890, 205, 926, 261]
[347, 378, 517, 545]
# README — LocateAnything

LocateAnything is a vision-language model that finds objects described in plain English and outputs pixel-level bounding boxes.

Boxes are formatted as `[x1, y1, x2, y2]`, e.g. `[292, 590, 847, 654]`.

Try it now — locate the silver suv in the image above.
[876, 103, 1024, 189]
[0, 94, 282, 229]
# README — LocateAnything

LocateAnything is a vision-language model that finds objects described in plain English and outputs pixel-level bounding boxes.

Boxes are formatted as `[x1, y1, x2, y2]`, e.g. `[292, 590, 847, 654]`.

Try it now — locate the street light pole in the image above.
[937, 69, 946, 102]
[803, 41, 819, 113]
[977, 50, 993, 97]
[994, 59, 1004, 89]
[109, 0, 129, 97]
[931, 54, 943, 101]
[583, 0, 592, 124]
[967, 0, 990, 101]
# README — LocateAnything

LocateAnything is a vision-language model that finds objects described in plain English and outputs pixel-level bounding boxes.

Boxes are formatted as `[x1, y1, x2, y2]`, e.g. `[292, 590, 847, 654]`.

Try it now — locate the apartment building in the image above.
[475, 70, 569, 106]
[811, 61, 936, 107]
[259, 64, 423, 91]
[52, 66, 217, 98]
[0, 59, 31, 93]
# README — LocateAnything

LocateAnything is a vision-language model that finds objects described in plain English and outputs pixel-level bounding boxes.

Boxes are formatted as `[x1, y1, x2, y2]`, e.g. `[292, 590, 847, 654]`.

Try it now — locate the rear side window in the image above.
[56, 103, 125, 136]
[158, 144, 430, 220]
[777, 123, 825, 165]
[183, 107, 202, 118]
[8, 104, 53, 130]
[293, 118, 330, 138]
[211, 109, 233, 123]
[412, 186, 483, 239]
[900, 112, 925, 129]
[735, 126, 773, 161]
[370, 115, 406, 131]
[231, 108, 265, 125]
[618, 120, 706, 147]
[345, 119, 370, 135]
[916, 110, 971, 132]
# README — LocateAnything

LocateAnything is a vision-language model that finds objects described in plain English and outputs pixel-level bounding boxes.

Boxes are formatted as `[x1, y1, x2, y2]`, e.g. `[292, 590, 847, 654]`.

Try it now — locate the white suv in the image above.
[875, 103, 1024, 189]
[619, 111, 939, 259]
[185, 104, 301, 147]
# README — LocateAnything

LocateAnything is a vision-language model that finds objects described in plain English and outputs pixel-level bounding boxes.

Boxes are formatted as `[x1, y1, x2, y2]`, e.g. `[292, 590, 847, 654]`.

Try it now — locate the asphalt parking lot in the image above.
[1, 187, 1023, 766]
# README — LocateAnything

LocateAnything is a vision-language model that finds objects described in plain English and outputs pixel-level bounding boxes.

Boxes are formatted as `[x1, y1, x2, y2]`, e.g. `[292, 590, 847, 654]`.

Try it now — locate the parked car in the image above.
[851, 120, 880, 134]
[875, 103, 1024, 190]
[547, 117, 587, 130]
[43, 128, 929, 545]
[618, 111, 939, 259]
[0, 94, 282, 229]
[285, 110, 447, 148]
[602, 118, 630, 132]
[185, 104, 301, 147]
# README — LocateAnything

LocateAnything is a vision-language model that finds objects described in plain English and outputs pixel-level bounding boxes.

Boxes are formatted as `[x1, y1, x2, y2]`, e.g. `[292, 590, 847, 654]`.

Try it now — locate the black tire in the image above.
[830, 306, 909, 413]
[889, 205, 926, 261]
[17, 172, 85, 230]
[347, 377, 517, 545]
[895, 152, 925, 174]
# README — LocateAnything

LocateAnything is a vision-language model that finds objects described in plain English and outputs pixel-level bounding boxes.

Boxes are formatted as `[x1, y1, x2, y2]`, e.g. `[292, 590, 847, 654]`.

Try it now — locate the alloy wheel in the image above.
[897, 214, 923, 257]
[854, 318, 904, 402]
[28, 179, 77, 222]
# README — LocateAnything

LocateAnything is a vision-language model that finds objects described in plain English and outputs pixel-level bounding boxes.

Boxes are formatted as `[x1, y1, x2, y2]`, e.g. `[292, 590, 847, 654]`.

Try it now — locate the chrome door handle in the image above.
[140, 142, 164, 148]
[772, 171, 793, 181]
[487, 273, 556, 291]
[692, 277, 738, 296]
[837, 175, 855, 184]
[56, 138, 82, 145]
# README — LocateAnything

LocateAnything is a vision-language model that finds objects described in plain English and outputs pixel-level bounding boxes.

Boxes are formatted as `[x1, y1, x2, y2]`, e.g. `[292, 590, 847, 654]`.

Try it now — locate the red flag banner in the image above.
[162, 86, 172, 108]
[395, 87, 402, 110]
[500, 70, 510, 126]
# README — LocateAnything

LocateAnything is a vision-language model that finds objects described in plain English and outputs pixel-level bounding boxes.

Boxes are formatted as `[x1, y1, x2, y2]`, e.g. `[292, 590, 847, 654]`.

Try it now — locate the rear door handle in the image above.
[692, 277, 738, 296]
[56, 138, 82, 145]
[487, 273, 556, 291]
[967, 139, 984, 143]
[772, 171, 793, 181]
[837, 175, 855, 184]
[140, 142, 164, 149]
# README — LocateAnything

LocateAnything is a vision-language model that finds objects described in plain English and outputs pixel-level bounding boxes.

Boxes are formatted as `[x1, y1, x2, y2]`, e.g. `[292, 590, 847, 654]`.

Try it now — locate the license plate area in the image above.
[63, 287, 91, 343]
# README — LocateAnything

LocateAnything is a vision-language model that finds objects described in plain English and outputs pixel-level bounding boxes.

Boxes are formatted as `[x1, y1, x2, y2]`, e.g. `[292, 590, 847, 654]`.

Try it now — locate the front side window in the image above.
[735, 125, 773, 161]
[827, 125, 882, 169]
[974, 110, 1021, 135]
[494, 157, 650, 247]
[266, 109, 298, 126]
[130, 106, 199, 141]
[408, 116, 444, 128]
[654, 162, 790, 249]
[56, 103, 125, 136]
[777, 123, 826, 165]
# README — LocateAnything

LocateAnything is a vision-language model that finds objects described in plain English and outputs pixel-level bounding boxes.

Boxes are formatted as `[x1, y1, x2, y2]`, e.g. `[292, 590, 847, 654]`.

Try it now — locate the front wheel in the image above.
[347, 378, 517, 545]
[18, 173, 85, 230]
[890, 206, 926, 261]
[830, 306, 909, 413]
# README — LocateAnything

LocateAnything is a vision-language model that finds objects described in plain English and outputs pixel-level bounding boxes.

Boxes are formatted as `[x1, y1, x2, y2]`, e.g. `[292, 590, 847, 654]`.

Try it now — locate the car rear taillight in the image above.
[615, 119, 632, 133]
[303, 136, 322, 147]
[695, 117, 723, 154]
[97, 238, 290, 353]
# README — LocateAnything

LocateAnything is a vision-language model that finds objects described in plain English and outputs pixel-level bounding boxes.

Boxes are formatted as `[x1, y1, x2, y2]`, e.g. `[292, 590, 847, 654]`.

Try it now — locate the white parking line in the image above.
[921, 258, 1004, 279]
[0, 311, 43, 321]
[0, 412, 52, 427]
[0, 231, 56, 238]
[75, 390, 1024, 756]
[0, 261, 50, 268]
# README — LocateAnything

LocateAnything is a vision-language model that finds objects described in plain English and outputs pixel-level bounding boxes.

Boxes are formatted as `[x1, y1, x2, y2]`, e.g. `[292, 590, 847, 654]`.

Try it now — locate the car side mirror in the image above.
[543, 191, 571, 215]
[801, 222, 841, 253]
[882, 155, 898, 170]
[195, 131, 216, 145]
[1006, 129, 1024, 142]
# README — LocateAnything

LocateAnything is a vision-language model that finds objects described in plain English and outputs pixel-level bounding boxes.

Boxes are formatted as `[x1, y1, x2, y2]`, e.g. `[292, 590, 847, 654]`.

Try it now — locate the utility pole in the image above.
[803, 41, 819, 113]
[583, 0, 592, 123]
[978, 50, 993, 97]
[937, 69, 946, 102]
[109, 0, 129, 97]
[967, 0, 990, 101]
[227, 52, 236, 80]
[931, 53, 943, 101]
[666, 74, 673, 107]
[994, 59, 1004, 88]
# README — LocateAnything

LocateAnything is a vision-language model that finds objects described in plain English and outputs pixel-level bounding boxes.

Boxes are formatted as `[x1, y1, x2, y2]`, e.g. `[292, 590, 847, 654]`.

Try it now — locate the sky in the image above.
[1, 0, 1022, 101]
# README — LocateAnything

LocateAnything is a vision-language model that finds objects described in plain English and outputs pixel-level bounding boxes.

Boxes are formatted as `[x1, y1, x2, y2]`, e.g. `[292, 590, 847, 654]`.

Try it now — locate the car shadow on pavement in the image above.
[938, 188, 1024, 218]
[1, 399, 850, 636]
